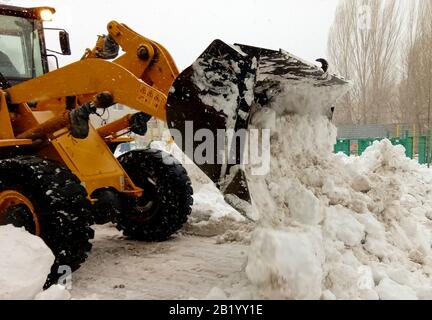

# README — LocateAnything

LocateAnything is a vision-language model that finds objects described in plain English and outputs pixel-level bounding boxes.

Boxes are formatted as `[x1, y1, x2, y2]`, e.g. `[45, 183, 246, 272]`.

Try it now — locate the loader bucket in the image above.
[166, 40, 350, 214]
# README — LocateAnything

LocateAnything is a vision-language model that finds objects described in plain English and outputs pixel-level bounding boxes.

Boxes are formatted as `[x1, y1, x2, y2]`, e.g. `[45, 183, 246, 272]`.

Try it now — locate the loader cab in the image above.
[0, 5, 68, 86]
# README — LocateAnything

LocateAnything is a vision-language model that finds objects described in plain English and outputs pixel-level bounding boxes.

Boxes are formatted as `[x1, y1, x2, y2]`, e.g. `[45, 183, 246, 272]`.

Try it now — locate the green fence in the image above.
[334, 137, 414, 159]
[390, 137, 413, 159]
[334, 139, 350, 156]
[418, 136, 432, 165]
[358, 139, 380, 155]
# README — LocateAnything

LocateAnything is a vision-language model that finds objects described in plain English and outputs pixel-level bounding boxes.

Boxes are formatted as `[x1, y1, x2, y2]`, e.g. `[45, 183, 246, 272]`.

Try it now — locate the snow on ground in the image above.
[71, 226, 251, 299]
[0, 225, 69, 300]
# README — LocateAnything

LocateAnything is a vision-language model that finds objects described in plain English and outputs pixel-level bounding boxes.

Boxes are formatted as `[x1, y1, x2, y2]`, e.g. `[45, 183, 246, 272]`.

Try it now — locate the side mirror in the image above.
[59, 31, 71, 55]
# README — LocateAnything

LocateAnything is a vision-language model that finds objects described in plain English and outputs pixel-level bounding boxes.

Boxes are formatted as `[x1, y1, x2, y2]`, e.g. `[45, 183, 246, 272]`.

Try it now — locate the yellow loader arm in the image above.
[6, 21, 179, 140]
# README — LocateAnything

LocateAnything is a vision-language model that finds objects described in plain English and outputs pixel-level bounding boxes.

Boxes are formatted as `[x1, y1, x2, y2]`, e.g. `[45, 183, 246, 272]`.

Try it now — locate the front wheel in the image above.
[0, 156, 94, 287]
[116, 149, 193, 241]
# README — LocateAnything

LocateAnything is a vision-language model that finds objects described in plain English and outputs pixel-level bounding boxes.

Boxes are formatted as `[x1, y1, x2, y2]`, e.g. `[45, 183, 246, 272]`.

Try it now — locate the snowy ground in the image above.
[70, 153, 255, 300]
[71, 226, 250, 300]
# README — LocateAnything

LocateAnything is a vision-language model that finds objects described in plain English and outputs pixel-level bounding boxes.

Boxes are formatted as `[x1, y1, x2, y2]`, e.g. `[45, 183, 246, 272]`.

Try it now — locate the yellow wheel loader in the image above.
[0, 5, 349, 286]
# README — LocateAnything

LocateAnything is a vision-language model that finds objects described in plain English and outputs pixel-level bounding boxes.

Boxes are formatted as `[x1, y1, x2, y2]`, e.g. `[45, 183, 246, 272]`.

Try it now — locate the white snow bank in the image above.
[0, 225, 55, 299]
[245, 113, 432, 300]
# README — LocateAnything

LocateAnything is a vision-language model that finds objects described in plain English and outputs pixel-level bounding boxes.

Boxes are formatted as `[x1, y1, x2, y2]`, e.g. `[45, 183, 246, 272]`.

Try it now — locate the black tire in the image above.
[0, 156, 94, 287]
[116, 149, 193, 241]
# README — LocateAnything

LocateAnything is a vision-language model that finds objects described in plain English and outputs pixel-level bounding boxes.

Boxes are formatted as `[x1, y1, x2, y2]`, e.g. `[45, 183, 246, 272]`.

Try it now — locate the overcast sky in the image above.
[6, 0, 340, 69]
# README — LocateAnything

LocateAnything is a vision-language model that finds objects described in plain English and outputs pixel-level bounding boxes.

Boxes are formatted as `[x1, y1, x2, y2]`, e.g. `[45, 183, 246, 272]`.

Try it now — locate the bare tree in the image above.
[328, 0, 404, 124]
[398, 0, 432, 132]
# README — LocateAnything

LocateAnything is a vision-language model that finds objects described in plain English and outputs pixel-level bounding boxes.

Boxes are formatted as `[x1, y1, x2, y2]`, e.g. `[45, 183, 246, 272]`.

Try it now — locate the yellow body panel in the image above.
[50, 127, 141, 196]
[0, 139, 32, 147]
[0, 91, 14, 139]
[33, 111, 55, 124]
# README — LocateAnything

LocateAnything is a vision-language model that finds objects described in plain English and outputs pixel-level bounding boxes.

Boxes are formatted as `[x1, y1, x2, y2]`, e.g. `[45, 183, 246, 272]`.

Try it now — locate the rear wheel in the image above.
[0, 156, 94, 287]
[116, 149, 193, 241]
[0, 190, 40, 235]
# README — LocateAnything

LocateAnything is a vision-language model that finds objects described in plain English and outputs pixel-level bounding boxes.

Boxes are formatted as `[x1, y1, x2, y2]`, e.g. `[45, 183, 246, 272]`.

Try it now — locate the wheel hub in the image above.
[131, 176, 160, 222]
[0, 190, 40, 236]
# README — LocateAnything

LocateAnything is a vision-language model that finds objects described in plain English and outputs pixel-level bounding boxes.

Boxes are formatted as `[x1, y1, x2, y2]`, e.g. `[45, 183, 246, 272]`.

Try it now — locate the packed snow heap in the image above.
[152, 108, 432, 300]
[0, 225, 70, 300]
[244, 111, 432, 300]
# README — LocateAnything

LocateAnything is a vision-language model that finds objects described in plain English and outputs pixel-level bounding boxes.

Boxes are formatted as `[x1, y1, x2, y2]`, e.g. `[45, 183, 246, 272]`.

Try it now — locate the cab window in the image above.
[0, 15, 44, 80]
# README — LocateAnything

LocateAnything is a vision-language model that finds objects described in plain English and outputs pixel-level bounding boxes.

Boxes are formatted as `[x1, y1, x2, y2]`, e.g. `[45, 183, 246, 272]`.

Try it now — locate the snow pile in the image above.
[0, 225, 70, 300]
[245, 112, 432, 300]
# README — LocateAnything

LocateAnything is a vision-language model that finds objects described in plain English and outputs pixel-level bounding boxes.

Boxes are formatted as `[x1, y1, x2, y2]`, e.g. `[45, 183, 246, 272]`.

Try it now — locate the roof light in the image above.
[40, 8, 54, 22]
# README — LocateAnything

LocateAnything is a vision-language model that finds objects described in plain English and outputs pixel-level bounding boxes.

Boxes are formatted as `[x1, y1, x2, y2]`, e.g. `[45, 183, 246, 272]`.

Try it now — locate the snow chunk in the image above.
[0, 225, 55, 299]
[355, 213, 385, 239]
[351, 175, 371, 193]
[286, 182, 323, 225]
[376, 278, 418, 300]
[324, 206, 365, 247]
[34, 285, 71, 300]
[323, 179, 351, 205]
[246, 228, 323, 300]
[192, 183, 245, 223]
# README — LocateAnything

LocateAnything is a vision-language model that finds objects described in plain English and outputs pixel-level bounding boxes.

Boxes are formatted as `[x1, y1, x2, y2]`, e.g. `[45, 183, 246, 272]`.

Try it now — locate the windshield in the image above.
[0, 15, 44, 81]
